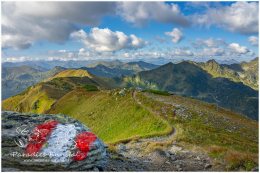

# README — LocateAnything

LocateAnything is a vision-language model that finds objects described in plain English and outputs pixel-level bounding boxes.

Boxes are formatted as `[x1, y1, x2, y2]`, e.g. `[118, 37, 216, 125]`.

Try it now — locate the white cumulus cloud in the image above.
[200, 47, 225, 56]
[248, 36, 258, 46]
[165, 28, 183, 43]
[193, 38, 226, 48]
[2, 1, 115, 49]
[71, 28, 147, 52]
[172, 48, 193, 56]
[193, 1, 258, 34]
[229, 43, 249, 54]
[117, 2, 189, 27]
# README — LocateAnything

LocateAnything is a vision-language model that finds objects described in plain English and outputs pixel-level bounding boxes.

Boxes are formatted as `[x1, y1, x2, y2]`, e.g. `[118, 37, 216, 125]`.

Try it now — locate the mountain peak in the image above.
[53, 66, 66, 71]
[252, 57, 259, 62]
[164, 62, 174, 66]
[206, 59, 218, 64]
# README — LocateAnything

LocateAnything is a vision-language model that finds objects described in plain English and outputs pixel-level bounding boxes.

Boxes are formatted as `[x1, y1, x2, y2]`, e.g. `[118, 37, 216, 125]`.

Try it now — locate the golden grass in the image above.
[224, 150, 258, 171]
[48, 69, 93, 80]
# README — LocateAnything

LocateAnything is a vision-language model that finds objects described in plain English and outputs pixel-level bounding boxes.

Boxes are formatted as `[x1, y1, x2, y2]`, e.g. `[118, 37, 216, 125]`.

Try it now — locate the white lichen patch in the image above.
[41, 124, 77, 163]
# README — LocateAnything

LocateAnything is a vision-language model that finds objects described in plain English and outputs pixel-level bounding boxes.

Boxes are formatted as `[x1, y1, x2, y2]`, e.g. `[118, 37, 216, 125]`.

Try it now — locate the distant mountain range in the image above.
[124, 60, 258, 120]
[84, 60, 158, 77]
[2, 59, 158, 70]
[2, 58, 258, 120]
[2, 61, 157, 99]
[2, 60, 95, 69]
[195, 57, 258, 90]
[2, 59, 258, 172]
[2, 66, 66, 99]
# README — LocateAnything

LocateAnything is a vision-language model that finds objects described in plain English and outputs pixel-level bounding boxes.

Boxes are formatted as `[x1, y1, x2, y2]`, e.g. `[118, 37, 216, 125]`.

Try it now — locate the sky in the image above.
[1, 1, 259, 63]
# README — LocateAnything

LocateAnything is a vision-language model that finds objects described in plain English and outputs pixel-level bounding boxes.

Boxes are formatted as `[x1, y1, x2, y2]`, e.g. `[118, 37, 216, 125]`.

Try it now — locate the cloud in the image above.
[2, 1, 115, 49]
[192, 1, 258, 34]
[228, 43, 249, 54]
[193, 38, 226, 48]
[191, 38, 252, 57]
[165, 28, 183, 43]
[248, 36, 258, 46]
[200, 47, 225, 56]
[2, 34, 32, 49]
[71, 28, 147, 52]
[117, 2, 190, 27]
[2, 56, 36, 62]
[191, 38, 253, 57]
[172, 48, 193, 56]
[58, 50, 67, 53]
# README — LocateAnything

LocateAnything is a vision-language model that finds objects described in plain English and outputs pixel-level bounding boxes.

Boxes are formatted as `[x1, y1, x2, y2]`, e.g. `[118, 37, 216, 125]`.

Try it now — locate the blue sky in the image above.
[2, 1, 259, 62]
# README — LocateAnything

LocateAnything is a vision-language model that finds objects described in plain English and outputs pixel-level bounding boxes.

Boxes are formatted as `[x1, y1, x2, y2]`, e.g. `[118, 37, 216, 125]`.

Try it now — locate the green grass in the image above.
[3, 79, 258, 171]
[146, 89, 171, 96]
[82, 84, 99, 91]
[49, 89, 171, 143]
[135, 91, 258, 171]
[3, 85, 57, 114]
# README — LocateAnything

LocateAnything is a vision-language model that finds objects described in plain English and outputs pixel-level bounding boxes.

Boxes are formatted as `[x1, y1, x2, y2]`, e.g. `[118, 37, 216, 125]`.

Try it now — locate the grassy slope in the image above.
[50, 69, 93, 78]
[2, 85, 58, 113]
[3, 67, 258, 170]
[3, 81, 258, 170]
[136, 91, 258, 170]
[2, 66, 65, 99]
[3, 69, 115, 113]
[48, 89, 172, 143]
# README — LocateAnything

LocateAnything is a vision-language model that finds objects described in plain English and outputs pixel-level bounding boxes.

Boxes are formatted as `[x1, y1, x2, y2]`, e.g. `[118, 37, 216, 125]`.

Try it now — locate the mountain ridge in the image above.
[124, 60, 258, 120]
[195, 57, 258, 90]
[2, 66, 66, 99]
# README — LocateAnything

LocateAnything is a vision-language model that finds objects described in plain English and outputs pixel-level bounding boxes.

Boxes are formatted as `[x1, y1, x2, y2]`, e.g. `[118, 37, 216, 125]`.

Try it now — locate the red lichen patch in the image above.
[73, 132, 97, 161]
[25, 120, 58, 155]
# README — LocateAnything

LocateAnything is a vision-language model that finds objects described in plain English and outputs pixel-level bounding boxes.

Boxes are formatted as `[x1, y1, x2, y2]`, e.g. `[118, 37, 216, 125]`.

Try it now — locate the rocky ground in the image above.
[104, 142, 216, 171]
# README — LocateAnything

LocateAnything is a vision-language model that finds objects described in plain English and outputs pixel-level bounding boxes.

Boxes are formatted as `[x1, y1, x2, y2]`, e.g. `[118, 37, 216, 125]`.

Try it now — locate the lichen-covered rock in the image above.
[2, 111, 107, 171]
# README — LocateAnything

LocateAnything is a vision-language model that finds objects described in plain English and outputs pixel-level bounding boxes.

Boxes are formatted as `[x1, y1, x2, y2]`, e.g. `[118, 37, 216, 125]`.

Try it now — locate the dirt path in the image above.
[132, 90, 176, 142]
[104, 91, 215, 171]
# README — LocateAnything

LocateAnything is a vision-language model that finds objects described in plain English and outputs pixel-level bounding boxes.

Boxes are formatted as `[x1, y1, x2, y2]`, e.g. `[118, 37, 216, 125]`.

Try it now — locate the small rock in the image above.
[143, 160, 150, 163]
[117, 144, 127, 152]
[165, 161, 171, 164]
[177, 167, 183, 171]
[205, 163, 212, 169]
[93, 167, 100, 172]
[170, 155, 177, 161]
[196, 156, 201, 161]
[165, 151, 171, 158]
[251, 167, 259, 172]
[169, 145, 182, 154]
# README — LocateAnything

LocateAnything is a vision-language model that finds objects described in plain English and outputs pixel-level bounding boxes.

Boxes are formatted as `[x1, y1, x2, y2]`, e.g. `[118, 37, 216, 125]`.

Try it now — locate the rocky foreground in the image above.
[2, 111, 107, 171]
[2, 111, 215, 172]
